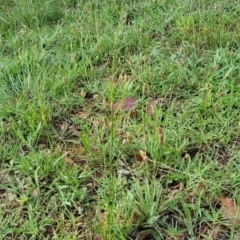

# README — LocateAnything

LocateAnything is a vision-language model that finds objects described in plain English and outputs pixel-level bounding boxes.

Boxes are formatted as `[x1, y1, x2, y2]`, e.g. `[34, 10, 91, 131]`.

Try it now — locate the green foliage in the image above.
[0, 0, 240, 239]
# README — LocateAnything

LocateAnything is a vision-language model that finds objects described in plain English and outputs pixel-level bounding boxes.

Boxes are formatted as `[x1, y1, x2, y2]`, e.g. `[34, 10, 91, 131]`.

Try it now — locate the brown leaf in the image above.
[120, 132, 132, 145]
[211, 224, 221, 240]
[64, 157, 74, 166]
[146, 100, 158, 115]
[68, 125, 80, 137]
[146, 98, 170, 115]
[219, 196, 240, 224]
[76, 112, 88, 119]
[129, 110, 137, 118]
[113, 97, 136, 112]
[132, 212, 139, 224]
[135, 153, 143, 161]
[135, 150, 150, 161]
[157, 127, 164, 144]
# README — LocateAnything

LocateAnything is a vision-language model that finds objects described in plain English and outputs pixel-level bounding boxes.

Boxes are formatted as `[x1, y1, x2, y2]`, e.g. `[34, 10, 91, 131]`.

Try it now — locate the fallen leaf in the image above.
[146, 100, 158, 115]
[64, 157, 74, 166]
[77, 112, 88, 119]
[59, 122, 80, 136]
[129, 110, 137, 118]
[113, 97, 136, 112]
[6, 192, 16, 201]
[68, 125, 80, 136]
[146, 98, 170, 115]
[135, 150, 150, 161]
[121, 132, 132, 145]
[157, 127, 164, 144]
[219, 196, 240, 224]
[135, 153, 144, 161]
[132, 212, 139, 224]
[211, 224, 221, 240]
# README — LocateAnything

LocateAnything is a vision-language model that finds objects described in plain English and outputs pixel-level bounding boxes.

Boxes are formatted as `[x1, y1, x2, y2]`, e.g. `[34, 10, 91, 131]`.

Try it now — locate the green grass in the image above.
[1, 0, 240, 239]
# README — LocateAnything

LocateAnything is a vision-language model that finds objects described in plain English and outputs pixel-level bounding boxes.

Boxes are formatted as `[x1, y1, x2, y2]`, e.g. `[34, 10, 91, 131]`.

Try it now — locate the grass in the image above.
[0, 0, 240, 239]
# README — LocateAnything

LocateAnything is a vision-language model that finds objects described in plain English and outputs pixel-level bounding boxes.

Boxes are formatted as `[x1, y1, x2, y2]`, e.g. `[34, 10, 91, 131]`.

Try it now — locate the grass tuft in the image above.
[1, 0, 240, 239]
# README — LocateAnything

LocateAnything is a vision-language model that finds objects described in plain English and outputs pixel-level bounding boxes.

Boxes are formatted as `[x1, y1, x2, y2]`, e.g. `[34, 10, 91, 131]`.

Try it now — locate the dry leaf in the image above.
[113, 97, 136, 112]
[211, 224, 221, 240]
[121, 132, 132, 145]
[6, 192, 16, 201]
[64, 157, 74, 165]
[135, 150, 150, 161]
[219, 196, 240, 224]
[157, 127, 164, 144]
[132, 212, 139, 224]
[146, 98, 170, 115]
[60, 122, 79, 136]
[68, 125, 80, 136]
[129, 110, 137, 118]
[135, 153, 144, 161]
[77, 112, 88, 119]
[146, 100, 158, 114]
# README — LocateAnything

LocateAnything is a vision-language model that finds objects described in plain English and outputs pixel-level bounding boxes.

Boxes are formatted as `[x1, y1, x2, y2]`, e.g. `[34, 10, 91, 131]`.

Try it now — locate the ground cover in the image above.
[0, 0, 240, 239]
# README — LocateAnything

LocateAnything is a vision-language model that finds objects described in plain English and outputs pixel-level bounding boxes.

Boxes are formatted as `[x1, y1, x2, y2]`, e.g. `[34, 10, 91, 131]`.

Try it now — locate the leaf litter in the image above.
[146, 97, 170, 115]
[219, 196, 240, 225]
[113, 97, 137, 112]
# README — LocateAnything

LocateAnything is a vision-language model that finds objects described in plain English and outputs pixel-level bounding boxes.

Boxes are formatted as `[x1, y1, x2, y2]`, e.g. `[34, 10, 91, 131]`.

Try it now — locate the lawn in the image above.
[0, 0, 240, 239]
